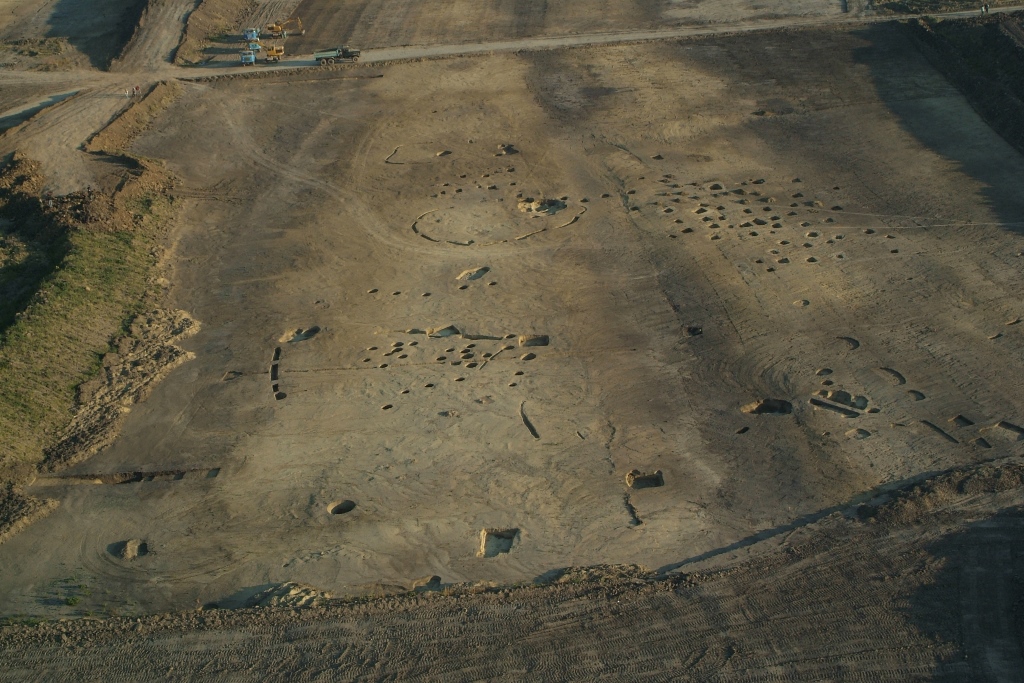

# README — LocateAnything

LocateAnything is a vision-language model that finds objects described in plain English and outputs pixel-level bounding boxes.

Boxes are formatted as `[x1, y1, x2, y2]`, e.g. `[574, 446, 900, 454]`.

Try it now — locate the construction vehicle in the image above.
[313, 46, 360, 65]
[265, 17, 305, 38]
[242, 27, 260, 41]
[264, 44, 285, 63]
[239, 49, 256, 65]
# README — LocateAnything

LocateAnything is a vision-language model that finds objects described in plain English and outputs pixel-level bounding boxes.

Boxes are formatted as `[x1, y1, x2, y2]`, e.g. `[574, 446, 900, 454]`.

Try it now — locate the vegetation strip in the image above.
[0, 83, 185, 538]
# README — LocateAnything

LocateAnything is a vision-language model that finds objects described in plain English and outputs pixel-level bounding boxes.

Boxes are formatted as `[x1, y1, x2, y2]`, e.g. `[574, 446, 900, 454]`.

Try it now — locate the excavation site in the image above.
[1, 0, 1024, 679]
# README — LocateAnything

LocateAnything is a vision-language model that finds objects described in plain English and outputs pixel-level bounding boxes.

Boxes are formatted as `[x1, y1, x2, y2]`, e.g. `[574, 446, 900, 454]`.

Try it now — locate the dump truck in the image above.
[239, 49, 256, 65]
[313, 46, 360, 65]
[242, 28, 260, 41]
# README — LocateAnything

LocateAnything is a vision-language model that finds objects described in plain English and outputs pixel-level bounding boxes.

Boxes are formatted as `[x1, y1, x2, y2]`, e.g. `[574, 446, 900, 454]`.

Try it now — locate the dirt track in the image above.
[3, 0, 1024, 679]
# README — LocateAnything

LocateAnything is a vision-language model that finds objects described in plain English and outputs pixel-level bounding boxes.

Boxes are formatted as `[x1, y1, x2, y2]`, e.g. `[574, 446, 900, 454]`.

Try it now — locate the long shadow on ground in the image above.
[853, 17, 1024, 235]
[45, 0, 148, 69]
[908, 505, 1024, 681]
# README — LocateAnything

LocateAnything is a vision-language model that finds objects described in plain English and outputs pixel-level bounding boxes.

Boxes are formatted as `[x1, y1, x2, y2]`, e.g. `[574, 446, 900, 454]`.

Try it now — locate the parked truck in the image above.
[313, 46, 360, 65]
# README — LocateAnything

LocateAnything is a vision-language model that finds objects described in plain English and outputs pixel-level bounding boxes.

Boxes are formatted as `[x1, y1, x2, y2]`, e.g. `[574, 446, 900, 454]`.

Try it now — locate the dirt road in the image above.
[6, 3, 1023, 194]
[178, 4, 1024, 72]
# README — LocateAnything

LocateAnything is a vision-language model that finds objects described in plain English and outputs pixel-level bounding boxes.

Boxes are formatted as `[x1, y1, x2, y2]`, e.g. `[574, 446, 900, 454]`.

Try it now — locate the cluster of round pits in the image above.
[370, 334, 539, 410]
[644, 176, 906, 271]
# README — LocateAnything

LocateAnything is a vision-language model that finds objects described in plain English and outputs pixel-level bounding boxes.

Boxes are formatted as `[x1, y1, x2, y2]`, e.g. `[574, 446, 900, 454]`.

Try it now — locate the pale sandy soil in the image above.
[5, 20, 1024, 616]
[1, 0, 1024, 679]
[2, 467, 1023, 680]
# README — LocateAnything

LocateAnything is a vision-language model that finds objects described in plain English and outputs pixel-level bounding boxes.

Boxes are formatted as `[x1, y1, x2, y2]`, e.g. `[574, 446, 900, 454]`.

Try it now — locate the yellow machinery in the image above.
[264, 44, 284, 62]
[265, 17, 304, 38]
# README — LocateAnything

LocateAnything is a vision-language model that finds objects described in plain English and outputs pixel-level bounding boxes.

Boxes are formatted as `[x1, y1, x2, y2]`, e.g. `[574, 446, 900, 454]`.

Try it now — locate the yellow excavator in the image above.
[264, 43, 284, 62]
[265, 17, 305, 38]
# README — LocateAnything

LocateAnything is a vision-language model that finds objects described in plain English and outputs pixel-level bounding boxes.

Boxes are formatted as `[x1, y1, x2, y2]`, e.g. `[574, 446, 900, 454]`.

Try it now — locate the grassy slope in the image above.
[0, 83, 181, 484]
[0, 159, 171, 478]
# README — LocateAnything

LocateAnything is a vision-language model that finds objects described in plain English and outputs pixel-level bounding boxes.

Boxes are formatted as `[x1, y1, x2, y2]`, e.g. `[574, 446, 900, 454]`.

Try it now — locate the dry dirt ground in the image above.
[3, 0, 1024, 679]
[2, 467, 1024, 680]
[0, 0, 148, 69]
[284, 0, 867, 54]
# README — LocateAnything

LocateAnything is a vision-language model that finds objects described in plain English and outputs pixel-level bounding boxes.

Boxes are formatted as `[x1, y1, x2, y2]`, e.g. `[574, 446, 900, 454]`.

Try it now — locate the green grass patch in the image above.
[0, 226, 157, 464]
[0, 161, 171, 474]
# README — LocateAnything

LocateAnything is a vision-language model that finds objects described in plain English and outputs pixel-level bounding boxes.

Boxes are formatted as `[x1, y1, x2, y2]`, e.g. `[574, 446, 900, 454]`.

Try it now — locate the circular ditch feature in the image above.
[328, 500, 356, 515]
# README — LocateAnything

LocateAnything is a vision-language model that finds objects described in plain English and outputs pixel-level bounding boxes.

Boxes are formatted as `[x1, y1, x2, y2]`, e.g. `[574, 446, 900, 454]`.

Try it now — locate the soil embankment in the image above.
[904, 12, 1024, 154]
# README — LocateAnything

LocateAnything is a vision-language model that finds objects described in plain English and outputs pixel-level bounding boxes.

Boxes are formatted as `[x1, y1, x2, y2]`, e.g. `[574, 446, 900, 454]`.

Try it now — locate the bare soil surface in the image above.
[0, 0, 148, 69]
[111, 0, 201, 72]
[2, 0, 1024, 678]
[190, 0, 871, 66]
[2, 467, 1023, 680]
[7, 18, 1024, 616]
[284, 0, 858, 55]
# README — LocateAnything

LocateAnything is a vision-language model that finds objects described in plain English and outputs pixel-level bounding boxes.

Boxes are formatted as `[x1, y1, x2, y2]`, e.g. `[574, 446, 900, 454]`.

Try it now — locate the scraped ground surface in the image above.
[3, 470, 1024, 680]
[284, 0, 860, 53]
[0, 0, 147, 68]
[2, 24, 1024, 632]
[5, 0, 1024, 674]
